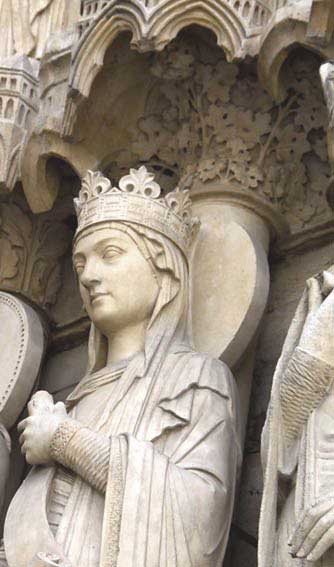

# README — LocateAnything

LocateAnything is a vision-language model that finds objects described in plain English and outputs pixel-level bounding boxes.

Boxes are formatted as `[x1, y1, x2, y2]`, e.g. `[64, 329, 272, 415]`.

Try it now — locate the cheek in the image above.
[135, 270, 159, 311]
[79, 283, 90, 306]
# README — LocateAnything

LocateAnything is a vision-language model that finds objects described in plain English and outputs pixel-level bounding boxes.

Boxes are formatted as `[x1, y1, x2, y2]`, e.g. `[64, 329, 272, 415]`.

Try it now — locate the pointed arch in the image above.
[258, 13, 334, 100]
[62, 0, 254, 138]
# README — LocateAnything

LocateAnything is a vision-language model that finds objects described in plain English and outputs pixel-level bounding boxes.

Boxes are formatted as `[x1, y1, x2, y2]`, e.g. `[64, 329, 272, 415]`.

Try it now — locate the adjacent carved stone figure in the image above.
[0, 0, 67, 58]
[3, 167, 241, 567]
[259, 270, 334, 566]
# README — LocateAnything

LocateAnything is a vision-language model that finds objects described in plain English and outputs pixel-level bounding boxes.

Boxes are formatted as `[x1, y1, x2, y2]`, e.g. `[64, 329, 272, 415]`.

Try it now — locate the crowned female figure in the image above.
[259, 271, 334, 567]
[2, 167, 241, 567]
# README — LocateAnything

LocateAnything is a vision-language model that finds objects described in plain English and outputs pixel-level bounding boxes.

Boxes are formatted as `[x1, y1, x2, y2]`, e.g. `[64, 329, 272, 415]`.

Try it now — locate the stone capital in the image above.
[0, 199, 72, 312]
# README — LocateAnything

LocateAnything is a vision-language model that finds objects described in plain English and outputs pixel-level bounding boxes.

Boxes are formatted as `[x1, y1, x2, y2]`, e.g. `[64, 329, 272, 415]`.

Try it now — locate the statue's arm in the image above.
[49, 363, 240, 503]
[50, 419, 111, 493]
[279, 346, 334, 447]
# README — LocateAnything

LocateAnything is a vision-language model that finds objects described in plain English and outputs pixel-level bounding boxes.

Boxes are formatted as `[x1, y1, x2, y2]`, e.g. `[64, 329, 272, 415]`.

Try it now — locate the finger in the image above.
[17, 418, 30, 433]
[53, 402, 67, 416]
[307, 523, 334, 562]
[306, 277, 322, 314]
[294, 508, 334, 558]
[30, 390, 53, 404]
[289, 500, 334, 552]
[21, 441, 29, 455]
[18, 431, 26, 446]
[27, 399, 35, 415]
[28, 394, 54, 416]
[25, 452, 39, 466]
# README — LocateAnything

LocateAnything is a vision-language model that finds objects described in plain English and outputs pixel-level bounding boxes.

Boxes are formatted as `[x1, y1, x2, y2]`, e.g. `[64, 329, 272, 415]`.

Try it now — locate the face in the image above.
[73, 226, 160, 336]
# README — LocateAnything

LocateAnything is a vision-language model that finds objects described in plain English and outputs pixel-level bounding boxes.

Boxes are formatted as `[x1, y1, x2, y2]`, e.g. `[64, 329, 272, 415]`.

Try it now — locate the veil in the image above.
[74, 222, 194, 420]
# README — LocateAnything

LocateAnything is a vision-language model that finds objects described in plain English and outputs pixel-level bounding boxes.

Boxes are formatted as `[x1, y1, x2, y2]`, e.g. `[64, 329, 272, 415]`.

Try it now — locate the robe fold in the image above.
[4, 347, 240, 567]
[0, 0, 66, 58]
[259, 274, 334, 567]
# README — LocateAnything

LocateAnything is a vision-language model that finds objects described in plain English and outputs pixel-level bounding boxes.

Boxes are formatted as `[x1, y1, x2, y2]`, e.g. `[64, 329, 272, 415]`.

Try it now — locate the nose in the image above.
[79, 258, 101, 289]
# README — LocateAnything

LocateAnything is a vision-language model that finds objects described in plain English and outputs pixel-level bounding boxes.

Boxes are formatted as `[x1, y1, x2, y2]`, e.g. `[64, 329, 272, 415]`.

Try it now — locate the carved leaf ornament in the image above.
[0, 202, 71, 308]
[130, 42, 331, 231]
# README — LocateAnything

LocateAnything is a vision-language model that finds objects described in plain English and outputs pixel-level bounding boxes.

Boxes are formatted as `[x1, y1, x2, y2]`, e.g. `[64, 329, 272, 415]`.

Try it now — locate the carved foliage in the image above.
[0, 200, 71, 308]
[64, 0, 281, 137]
[129, 42, 330, 231]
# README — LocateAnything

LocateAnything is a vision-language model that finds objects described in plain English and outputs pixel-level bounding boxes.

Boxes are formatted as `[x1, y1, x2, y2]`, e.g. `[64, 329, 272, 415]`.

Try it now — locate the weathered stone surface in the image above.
[3, 169, 241, 567]
[232, 241, 334, 567]
[0, 2, 334, 565]
[0, 292, 45, 530]
[41, 344, 87, 398]
[0, 292, 44, 429]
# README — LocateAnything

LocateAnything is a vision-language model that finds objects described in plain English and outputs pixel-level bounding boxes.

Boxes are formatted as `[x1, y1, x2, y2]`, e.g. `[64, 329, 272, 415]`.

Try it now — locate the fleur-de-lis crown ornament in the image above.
[74, 166, 200, 257]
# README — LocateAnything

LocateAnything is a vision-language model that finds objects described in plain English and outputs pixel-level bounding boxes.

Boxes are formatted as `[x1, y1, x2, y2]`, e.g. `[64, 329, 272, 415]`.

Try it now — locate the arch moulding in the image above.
[62, 0, 265, 139]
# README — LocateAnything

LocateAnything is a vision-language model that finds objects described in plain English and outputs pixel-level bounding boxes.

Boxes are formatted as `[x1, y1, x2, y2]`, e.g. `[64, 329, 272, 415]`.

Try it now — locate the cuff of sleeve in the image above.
[50, 419, 81, 466]
[280, 346, 334, 444]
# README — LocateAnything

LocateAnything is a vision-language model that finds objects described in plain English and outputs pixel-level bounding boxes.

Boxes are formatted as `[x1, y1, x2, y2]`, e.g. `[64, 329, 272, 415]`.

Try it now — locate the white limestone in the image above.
[3, 169, 241, 567]
[259, 270, 334, 566]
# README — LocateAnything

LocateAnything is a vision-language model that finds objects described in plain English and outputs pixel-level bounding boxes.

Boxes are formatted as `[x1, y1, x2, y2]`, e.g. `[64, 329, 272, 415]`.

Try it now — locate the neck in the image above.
[106, 321, 147, 365]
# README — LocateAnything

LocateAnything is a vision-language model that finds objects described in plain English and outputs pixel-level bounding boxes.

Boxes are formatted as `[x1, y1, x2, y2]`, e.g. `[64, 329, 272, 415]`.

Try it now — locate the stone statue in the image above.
[0, 0, 67, 59]
[2, 167, 241, 567]
[259, 270, 334, 567]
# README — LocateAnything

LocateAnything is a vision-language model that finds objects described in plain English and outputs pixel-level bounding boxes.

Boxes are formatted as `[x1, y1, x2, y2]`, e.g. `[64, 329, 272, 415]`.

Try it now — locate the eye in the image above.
[74, 262, 85, 274]
[102, 246, 123, 260]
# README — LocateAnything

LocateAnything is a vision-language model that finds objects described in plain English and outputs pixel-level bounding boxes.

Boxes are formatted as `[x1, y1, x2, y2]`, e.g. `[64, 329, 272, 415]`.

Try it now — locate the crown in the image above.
[74, 166, 200, 256]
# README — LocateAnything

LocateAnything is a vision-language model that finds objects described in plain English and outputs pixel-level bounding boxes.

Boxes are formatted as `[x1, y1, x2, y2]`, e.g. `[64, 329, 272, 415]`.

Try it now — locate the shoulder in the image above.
[168, 347, 237, 400]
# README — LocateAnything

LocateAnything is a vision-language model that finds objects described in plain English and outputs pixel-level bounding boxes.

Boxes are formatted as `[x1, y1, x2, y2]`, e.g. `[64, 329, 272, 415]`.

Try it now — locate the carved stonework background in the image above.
[77, 0, 276, 38]
[0, 3, 333, 567]
[0, 196, 72, 309]
[118, 40, 330, 232]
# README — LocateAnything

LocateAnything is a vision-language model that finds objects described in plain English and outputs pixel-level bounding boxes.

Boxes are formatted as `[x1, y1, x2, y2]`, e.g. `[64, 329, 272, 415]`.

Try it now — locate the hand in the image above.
[298, 271, 334, 367]
[18, 395, 67, 466]
[289, 497, 334, 562]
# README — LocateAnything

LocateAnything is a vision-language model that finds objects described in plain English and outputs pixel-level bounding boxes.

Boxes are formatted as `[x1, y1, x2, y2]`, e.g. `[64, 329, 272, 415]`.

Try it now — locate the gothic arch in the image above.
[141, 0, 246, 56]
[21, 131, 97, 213]
[62, 0, 251, 138]
[258, 14, 334, 101]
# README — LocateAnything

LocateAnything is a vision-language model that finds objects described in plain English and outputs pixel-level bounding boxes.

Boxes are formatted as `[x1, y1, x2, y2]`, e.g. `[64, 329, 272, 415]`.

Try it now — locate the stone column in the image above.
[187, 179, 286, 439]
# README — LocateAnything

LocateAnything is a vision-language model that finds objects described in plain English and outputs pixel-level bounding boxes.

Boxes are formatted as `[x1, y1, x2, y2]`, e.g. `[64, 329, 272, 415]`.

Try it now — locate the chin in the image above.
[90, 309, 122, 335]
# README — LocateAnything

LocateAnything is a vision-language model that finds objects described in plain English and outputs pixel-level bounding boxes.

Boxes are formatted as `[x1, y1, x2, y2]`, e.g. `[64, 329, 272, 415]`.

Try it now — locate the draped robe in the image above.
[4, 346, 240, 567]
[259, 274, 334, 567]
[0, 0, 67, 58]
